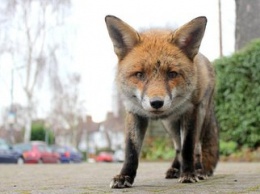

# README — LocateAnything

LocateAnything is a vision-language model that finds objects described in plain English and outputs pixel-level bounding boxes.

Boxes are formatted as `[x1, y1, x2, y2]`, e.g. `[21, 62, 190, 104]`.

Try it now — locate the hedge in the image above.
[214, 39, 260, 149]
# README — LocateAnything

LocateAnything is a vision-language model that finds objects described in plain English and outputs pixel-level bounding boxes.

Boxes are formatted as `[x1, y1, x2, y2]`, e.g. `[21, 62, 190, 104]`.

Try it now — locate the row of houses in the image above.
[0, 109, 125, 155]
[83, 113, 125, 154]
[46, 111, 125, 154]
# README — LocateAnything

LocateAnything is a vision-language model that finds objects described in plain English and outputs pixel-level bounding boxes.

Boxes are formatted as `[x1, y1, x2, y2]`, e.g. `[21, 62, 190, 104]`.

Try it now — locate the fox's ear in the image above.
[105, 15, 140, 60]
[171, 16, 207, 60]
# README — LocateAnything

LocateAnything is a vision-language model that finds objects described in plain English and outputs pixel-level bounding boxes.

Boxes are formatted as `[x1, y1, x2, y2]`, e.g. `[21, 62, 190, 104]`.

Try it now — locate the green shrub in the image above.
[31, 122, 55, 145]
[214, 39, 260, 149]
[219, 140, 238, 156]
[141, 136, 174, 160]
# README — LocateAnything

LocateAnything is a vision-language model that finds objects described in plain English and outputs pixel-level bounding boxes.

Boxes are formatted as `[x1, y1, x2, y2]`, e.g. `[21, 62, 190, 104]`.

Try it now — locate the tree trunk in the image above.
[235, 0, 260, 50]
[71, 127, 78, 147]
[24, 96, 33, 142]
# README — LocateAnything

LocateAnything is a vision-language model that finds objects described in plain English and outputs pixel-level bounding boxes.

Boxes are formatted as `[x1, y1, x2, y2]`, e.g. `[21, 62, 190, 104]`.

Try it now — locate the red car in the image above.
[14, 141, 60, 164]
[95, 152, 113, 162]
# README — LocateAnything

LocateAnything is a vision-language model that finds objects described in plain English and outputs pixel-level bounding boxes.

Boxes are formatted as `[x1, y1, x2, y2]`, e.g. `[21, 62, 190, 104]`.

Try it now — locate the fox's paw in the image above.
[165, 167, 180, 179]
[196, 169, 208, 180]
[178, 173, 199, 183]
[110, 175, 133, 189]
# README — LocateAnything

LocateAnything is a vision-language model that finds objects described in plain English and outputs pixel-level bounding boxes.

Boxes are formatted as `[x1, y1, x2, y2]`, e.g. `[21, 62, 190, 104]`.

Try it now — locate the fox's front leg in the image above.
[179, 113, 200, 183]
[110, 112, 148, 189]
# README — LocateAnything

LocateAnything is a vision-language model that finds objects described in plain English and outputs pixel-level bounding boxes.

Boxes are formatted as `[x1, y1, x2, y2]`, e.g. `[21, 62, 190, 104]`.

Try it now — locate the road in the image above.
[0, 162, 260, 193]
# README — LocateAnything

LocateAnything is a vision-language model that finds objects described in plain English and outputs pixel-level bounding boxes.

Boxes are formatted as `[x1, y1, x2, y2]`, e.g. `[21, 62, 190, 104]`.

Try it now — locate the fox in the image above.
[105, 15, 219, 188]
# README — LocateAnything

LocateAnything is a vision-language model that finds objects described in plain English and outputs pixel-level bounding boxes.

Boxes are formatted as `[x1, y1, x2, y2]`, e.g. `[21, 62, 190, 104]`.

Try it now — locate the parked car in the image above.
[0, 138, 23, 164]
[113, 149, 124, 162]
[51, 145, 83, 163]
[95, 152, 113, 162]
[13, 141, 60, 164]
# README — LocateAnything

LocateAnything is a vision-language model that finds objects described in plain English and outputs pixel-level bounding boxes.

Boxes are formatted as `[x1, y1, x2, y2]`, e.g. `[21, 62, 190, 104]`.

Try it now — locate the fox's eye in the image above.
[167, 71, 178, 79]
[135, 72, 145, 80]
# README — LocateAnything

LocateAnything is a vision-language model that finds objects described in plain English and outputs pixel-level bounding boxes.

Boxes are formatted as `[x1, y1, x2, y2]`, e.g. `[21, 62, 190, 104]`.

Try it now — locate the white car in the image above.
[113, 149, 124, 162]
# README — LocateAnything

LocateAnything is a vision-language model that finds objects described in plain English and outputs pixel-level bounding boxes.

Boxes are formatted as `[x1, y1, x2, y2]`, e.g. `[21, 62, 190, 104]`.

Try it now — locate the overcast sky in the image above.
[0, 0, 235, 123]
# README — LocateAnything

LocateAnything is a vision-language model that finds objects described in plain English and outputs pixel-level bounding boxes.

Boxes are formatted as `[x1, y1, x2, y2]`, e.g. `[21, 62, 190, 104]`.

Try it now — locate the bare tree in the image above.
[47, 73, 85, 147]
[0, 0, 71, 142]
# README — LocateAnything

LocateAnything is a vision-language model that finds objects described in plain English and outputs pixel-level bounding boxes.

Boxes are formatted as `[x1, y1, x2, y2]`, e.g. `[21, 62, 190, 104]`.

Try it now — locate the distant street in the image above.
[0, 162, 260, 193]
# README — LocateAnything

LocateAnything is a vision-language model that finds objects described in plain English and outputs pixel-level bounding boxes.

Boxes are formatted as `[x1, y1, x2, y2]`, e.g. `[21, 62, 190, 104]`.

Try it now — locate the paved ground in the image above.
[0, 162, 260, 194]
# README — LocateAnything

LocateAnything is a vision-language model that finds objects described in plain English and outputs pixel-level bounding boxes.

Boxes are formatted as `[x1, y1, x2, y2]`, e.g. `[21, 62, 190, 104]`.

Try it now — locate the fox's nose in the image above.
[150, 98, 164, 109]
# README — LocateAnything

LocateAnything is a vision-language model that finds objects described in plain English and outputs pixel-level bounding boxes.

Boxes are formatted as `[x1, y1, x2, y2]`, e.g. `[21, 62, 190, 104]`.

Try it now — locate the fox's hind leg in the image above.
[165, 150, 181, 179]
[162, 120, 181, 179]
[194, 142, 208, 180]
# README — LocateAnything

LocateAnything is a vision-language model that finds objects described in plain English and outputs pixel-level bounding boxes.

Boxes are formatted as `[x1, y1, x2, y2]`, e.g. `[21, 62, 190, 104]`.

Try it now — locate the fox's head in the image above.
[105, 16, 207, 119]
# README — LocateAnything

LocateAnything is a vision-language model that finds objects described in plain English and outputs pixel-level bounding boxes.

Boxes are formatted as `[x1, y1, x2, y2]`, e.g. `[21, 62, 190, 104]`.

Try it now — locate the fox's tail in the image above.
[201, 104, 219, 176]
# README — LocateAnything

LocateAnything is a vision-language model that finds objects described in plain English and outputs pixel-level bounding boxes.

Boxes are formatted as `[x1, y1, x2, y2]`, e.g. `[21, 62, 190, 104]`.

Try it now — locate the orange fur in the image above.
[106, 15, 219, 188]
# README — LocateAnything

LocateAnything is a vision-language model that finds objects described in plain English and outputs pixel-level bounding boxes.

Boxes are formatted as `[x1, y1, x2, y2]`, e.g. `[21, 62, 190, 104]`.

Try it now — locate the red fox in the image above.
[105, 15, 219, 188]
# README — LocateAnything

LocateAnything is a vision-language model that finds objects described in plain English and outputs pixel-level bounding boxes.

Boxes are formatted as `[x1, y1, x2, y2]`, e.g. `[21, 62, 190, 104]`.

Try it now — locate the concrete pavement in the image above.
[0, 162, 260, 193]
